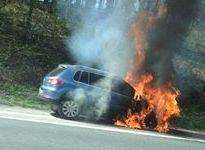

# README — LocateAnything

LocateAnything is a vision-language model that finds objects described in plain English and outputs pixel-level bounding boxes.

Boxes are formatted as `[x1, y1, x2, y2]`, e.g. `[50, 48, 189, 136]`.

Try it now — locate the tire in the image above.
[131, 99, 148, 113]
[51, 104, 59, 115]
[58, 100, 80, 120]
[144, 111, 157, 129]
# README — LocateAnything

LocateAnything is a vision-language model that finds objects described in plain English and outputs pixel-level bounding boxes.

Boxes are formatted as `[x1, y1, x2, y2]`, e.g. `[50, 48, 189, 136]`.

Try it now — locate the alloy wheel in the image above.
[61, 101, 79, 118]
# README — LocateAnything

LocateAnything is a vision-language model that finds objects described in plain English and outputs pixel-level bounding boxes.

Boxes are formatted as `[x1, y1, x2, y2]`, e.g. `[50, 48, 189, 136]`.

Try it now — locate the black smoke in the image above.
[141, 0, 199, 86]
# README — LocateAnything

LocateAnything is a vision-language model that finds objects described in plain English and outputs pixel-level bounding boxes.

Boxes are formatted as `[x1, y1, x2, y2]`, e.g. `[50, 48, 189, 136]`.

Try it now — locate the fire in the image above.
[115, 73, 180, 132]
[115, 2, 181, 132]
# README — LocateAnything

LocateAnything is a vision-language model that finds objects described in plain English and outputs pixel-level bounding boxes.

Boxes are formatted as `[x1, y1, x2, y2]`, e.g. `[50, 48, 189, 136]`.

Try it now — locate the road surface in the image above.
[0, 105, 204, 150]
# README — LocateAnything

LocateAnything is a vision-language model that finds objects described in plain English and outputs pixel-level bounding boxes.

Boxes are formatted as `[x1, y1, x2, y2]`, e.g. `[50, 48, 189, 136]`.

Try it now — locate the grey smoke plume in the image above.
[58, 0, 140, 77]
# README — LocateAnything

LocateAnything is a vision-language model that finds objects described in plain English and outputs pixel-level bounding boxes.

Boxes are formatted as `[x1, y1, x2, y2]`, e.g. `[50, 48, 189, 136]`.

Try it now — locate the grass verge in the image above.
[0, 82, 50, 110]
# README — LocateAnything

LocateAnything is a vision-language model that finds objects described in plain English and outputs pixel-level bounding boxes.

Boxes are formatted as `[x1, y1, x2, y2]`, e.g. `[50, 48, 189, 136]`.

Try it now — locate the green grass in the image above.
[0, 82, 50, 110]
[171, 102, 205, 132]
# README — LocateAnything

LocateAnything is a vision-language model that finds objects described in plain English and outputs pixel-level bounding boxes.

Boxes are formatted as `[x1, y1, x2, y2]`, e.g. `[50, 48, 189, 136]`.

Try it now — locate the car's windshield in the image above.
[111, 79, 135, 98]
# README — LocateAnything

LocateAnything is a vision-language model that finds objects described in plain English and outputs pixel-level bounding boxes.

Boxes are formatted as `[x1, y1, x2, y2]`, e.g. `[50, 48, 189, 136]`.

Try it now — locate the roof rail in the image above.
[58, 64, 70, 68]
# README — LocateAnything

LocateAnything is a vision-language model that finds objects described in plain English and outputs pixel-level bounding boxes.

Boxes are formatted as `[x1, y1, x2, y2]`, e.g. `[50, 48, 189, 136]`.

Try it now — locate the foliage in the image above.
[172, 102, 205, 131]
[0, 2, 72, 85]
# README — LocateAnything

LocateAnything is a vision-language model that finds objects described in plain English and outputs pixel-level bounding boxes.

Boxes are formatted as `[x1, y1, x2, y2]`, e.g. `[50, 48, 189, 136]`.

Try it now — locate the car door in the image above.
[73, 70, 94, 111]
[88, 73, 112, 117]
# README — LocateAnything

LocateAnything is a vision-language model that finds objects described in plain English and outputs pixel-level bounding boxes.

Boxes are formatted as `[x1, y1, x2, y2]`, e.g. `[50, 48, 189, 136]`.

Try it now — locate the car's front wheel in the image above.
[59, 100, 80, 119]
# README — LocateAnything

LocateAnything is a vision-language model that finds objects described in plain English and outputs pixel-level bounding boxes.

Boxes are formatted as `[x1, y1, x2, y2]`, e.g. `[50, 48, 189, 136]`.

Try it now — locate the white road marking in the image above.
[0, 109, 204, 143]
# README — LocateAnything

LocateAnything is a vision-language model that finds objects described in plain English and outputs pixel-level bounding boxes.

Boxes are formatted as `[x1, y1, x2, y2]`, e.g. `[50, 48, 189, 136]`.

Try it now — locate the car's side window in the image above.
[79, 71, 89, 84]
[90, 73, 112, 90]
[73, 71, 81, 81]
[90, 73, 104, 85]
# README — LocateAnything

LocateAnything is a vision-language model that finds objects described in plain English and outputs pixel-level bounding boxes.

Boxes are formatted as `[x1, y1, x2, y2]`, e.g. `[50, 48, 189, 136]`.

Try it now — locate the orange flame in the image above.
[116, 73, 180, 132]
[115, 3, 180, 132]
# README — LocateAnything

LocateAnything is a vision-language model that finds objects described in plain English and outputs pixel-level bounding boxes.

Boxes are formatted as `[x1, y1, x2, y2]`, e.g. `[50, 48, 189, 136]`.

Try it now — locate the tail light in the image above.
[48, 77, 64, 86]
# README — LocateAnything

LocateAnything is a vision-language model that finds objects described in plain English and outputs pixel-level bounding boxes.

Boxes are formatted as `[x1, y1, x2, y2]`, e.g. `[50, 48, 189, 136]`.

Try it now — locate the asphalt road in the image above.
[0, 106, 204, 150]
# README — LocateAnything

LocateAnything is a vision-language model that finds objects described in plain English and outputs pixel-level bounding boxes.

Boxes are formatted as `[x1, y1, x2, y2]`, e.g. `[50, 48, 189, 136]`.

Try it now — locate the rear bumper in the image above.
[38, 87, 60, 103]
[38, 94, 55, 102]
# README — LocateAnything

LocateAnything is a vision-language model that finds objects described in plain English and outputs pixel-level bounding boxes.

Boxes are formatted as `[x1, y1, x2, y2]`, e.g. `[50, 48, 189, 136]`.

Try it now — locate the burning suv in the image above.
[38, 64, 141, 121]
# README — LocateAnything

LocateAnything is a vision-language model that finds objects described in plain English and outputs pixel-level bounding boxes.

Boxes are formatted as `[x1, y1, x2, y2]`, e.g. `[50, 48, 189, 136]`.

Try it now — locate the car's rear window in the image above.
[49, 67, 66, 76]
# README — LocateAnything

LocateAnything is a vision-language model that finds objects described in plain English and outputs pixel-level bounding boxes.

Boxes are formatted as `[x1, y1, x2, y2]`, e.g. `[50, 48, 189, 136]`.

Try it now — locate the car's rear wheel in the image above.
[51, 104, 59, 115]
[59, 100, 80, 119]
